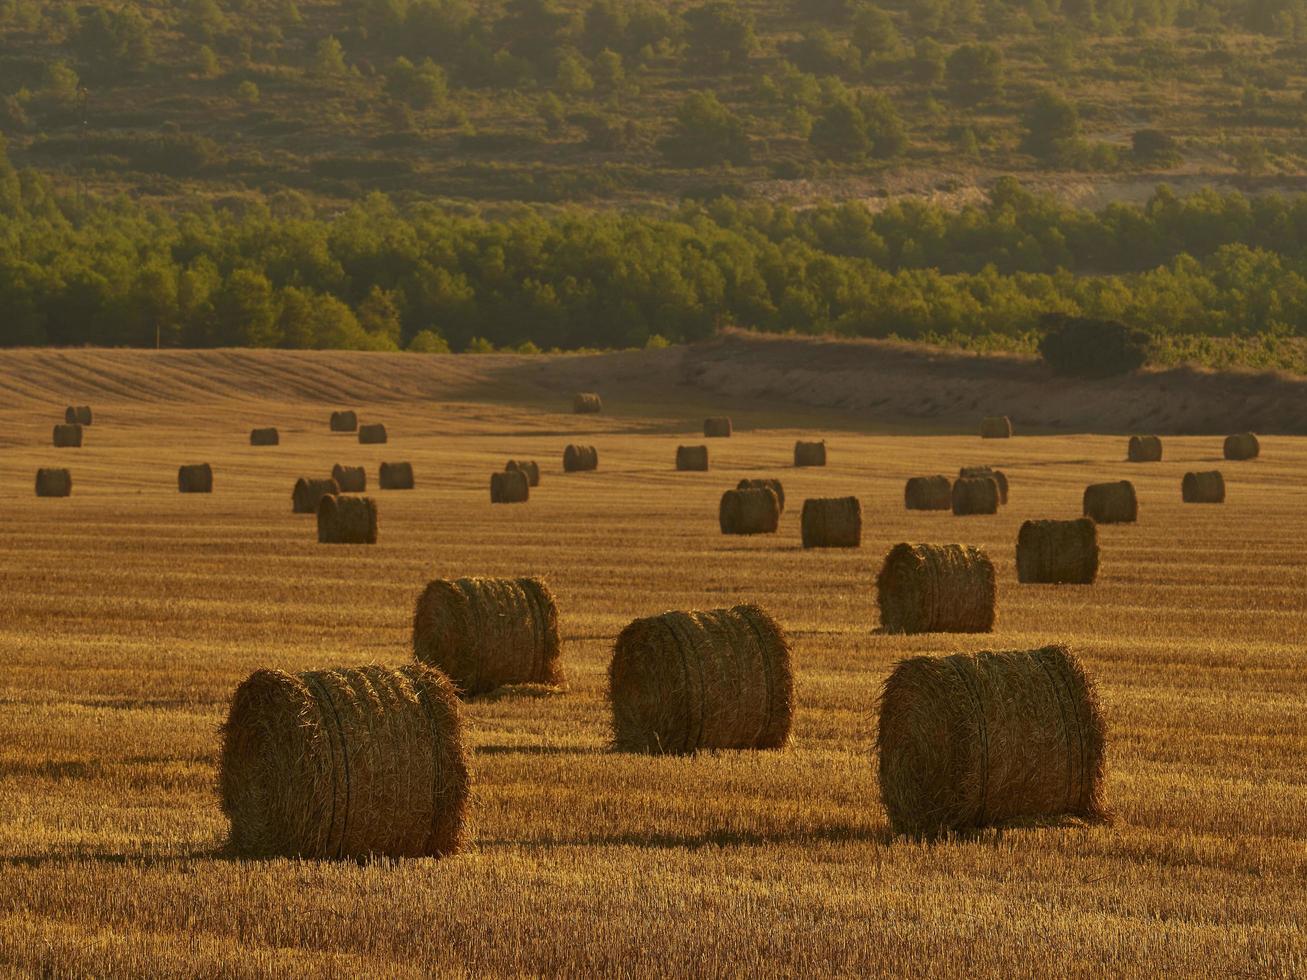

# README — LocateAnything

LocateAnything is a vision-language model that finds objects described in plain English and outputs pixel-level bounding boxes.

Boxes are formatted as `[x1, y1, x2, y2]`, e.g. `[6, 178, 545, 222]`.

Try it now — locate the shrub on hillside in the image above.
[1037, 314, 1151, 378]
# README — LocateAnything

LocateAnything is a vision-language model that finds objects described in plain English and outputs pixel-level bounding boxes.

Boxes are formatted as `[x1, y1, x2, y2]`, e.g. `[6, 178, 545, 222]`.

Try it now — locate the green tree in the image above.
[912, 38, 945, 84]
[851, 4, 900, 57]
[211, 269, 280, 347]
[408, 328, 451, 352]
[685, 2, 756, 72]
[315, 36, 348, 76]
[658, 92, 750, 166]
[555, 50, 595, 94]
[358, 286, 403, 347]
[1021, 89, 1079, 161]
[861, 91, 906, 158]
[945, 43, 1003, 105]
[810, 97, 869, 161]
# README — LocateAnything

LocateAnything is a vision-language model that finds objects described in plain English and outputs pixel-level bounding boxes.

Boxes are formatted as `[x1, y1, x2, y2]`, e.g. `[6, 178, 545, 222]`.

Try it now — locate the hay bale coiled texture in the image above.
[332, 464, 367, 493]
[951, 477, 1000, 516]
[563, 444, 598, 472]
[358, 423, 388, 445]
[317, 494, 378, 544]
[330, 410, 359, 433]
[794, 440, 827, 467]
[65, 405, 93, 425]
[703, 417, 733, 438]
[719, 487, 780, 535]
[1083, 481, 1137, 524]
[801, 496, 862, 549]
[877, 645, 1107, 838]
[1127, 435, 1163, 462]
[412, 577, 563, 696]
[905, 476, 953, 511]
[490, 470, 530, 503]
[1182, 470, 1225, 503]
[506, 460, 540, 486]
[737, 478, 785, 512]
[36, 468, 72, 497]
[1224, 432, 1260, 460]
[379, 461, 414, 490]
[958, 466, 1008, 504]
[676, 445, 709, 471]
[293, 477, 340, 515]
[877, 543, 996, 634]
[53, 423, 83, 448]
[1016, 519, 1099, 584]
[609, 604, 793, 754]
[218, 663, 469, 859]
[573, 392, 603, 414]
[980, 416, 1013, 439]
[250, 427, 279, 447]
[178, 464, 213, 494]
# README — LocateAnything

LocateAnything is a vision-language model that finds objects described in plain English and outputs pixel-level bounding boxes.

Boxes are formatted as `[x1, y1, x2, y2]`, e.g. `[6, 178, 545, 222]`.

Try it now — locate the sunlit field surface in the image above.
[0, 351, 1303, 977]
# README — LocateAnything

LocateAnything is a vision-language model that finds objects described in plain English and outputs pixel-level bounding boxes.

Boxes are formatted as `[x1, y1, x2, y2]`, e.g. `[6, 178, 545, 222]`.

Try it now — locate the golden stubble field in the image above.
[0, 350, 1303, 977]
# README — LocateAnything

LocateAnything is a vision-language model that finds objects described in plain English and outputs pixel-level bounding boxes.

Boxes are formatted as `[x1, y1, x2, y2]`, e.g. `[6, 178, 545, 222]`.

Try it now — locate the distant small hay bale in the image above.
[877, 645, 1107, 838]
[506, 460, 540, 486]
[53, 423, 83, 448]
[905, 476, 953, 511]
[330, 410, 359, 433]
[719, 487, 780, 535]
[218, 663, 469, 859]
[379, 461, 415, 490]
[1224, 432, 1260, 461]
[35, 468, 71, 497]
[293, 477, 340, 515]
[332, 464, 367, 493]
[1016, 518, 1099, 585]
[64, 406, 92, 426]
[574, 392, 603, 414]
[704, 417, 733, 438]
[491, 470, 530, 503]
[980, 416, 1013, 439]
[358, 423, 388, 445]
[737, 478, 785, 512]
[1182, 470, 1225, 504]
[563, 444, 598, 472]
[317, 494, 378, 544]
[1083, 481, 1137, 524]
[951, 477, 1000, 516]
[1127, 435, 1163, 462]
[250, 427, 279, 447]
[412, 576, 563, 697]
[178, 464, 214, 494]
[609, 604, 793, 754]
[876, 543, 996, 634]
[794, 440, 827, 467]
[801, 496, 862, 549]
[676, 445, 709, 471]
[958, 466, 1008, 504]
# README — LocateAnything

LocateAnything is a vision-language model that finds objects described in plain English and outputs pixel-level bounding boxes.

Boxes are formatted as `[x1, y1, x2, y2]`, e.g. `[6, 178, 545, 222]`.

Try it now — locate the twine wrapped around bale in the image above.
[609, 604, 793, 754]
[676, 445, 709, 471]
[35, 468, 71, 497]
[704, 417, 733, 438]
[218, 663, 469, 859]
[330, 410, 358, 433]
[980, 416, 1013, 439]
[801, 496, 862, 549]
[563, 444, 598, 472]
[1083, 481, 1137, 524]
[952, 477, 1000, 516]
[574, 392, 603, 414]
[359, 423, 388, 445]
[905, 476, 953, 511]
[1016, 519, 1099, 584]
[1128, 435, 1163, 462]
[178, 464, 213, 494]
[1182, 470, 1225, 503]
[490, 470, 530, 503]
[317, 494, 378, 544]
[737, 478, 785, 512]
[1224, 433, 1260, 461]
[794, 440, 827, 467]
[332, 464, 367, 493]
[293, 477, 340, 515]
[506, 460, 540, 486]
[958, 466, 1008, 504]
[53, 423, 83, 448]
[250, 427, 279, 447]
[719, 487, 780, 535]
[877, 645, 1108, 838]
[412, 577, 563, 697]
[65, 406, 92, 426]
[379, 462, 414, 490]
[877, 543, 996, 634]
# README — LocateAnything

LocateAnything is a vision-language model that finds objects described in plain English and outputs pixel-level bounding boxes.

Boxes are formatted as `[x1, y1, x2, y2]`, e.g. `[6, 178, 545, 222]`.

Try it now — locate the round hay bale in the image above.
[330, 410, 359, 433]
[35, 468, 71, 497]
[358, 423, 388, 445]
[1016, 518, 1099, 584]
[737, 478, 785, 512]
[53, 423, 83, 448]
[65, 406, 92, 426]
[951, 477, 1000, 516]
[332, 464, 367, 493]
[490, 469, 530, 503]
[801, 496, 862, 549]
[379, 461, 415, 490]
[1083, 481, 1137, 524]
[676, 445, 709, 471]
[293, 477, 340, 515]
[876, 543, 996, 634]
[794, 440, 827, 467]
[704, 417, 733, 438]
[413, 577, 563, 696]
[719, 487, 780, 535]
[958, 466, 1008, 504]
[609, 604, 793, 754]
[563, 444, 598, 472]
[905, 476, 953, 511]
[1224, 432, 1260, 460]
[250, 427, 279, 447]
[1182, 470, 1225, 504]
[1127, 435, 1163, 462]
[980, 416, 1013, 439]
[218, 662, 469, 859]
[506, 460, 540, 486]
[178, 464, 213, 494]
[317, 494, 378, 544]
[573, 392, 603, 414]
[877, 645, 1107, 838]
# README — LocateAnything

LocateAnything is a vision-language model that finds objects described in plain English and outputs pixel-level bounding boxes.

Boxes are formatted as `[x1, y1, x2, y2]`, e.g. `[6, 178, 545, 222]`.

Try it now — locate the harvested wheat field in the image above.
[0, 347, 1303, 977]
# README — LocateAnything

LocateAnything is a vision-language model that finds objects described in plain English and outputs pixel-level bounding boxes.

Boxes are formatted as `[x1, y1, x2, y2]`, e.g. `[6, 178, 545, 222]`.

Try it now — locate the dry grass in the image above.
[0, 349, 1304, 976]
